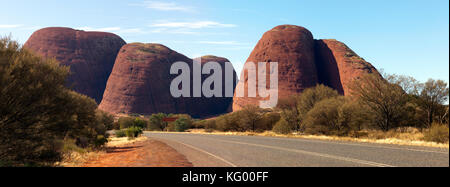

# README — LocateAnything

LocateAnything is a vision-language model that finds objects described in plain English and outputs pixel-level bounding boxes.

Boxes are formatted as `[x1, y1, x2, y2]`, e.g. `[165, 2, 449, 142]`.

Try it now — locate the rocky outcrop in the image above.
[24, 27, 126, 103]
[315, 39, 379, 95]
[232, 25, 319, 111]
[98, 43, 237, 118]
[232, 25, 380, 111]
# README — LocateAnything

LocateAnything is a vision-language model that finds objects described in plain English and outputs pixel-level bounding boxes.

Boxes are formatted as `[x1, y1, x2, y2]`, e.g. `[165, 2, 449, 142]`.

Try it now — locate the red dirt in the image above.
[81, 139, 192, 167]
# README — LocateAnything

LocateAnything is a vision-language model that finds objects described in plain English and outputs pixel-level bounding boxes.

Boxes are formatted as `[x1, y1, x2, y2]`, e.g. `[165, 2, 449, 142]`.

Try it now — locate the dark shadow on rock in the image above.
[314, 39, 345, 95]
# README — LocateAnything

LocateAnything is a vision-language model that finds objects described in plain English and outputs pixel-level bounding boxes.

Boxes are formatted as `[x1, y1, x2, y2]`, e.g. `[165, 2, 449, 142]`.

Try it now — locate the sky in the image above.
[1, 0, 448, 83]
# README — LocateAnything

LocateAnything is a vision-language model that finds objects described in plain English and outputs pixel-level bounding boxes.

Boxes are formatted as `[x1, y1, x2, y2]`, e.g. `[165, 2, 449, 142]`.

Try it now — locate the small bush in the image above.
[94, 135, 108, 147]
[115, 130, 126, 138]
[165, 123, 176, 132]
[174, 118, 190, 132]
[273, 118, 292, 135]
[118, 117, 135, 129]
[125, 126, 143, 138]
[424, 124, 449, 143]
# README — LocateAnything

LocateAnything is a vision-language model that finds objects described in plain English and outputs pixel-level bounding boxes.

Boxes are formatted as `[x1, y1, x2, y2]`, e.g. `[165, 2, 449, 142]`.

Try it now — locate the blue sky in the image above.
[1, 0, 448, 83]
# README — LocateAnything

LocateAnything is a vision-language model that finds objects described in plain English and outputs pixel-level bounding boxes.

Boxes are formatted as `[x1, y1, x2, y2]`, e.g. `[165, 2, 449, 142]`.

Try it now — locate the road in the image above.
[144, 132, 449, 167]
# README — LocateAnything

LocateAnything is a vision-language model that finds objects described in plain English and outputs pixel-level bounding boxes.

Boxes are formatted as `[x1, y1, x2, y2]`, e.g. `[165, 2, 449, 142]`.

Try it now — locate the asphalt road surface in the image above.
[145, 132, 449, 167]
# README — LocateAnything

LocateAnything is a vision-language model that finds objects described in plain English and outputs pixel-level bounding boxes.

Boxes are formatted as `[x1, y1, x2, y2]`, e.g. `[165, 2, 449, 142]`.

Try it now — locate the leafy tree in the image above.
[350, 74, 408, 131]
[417, 79, 449, 127]
[0, 37, 109, 165]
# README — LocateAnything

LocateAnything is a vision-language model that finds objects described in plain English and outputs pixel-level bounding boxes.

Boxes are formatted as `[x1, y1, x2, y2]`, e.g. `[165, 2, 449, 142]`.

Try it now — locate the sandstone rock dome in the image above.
[232, 25, 380, 111]
[99, 43, 237, 118]
[24, 27, 126, 103]
[315, 39, 379, 95]
[233, 25, 319, 111]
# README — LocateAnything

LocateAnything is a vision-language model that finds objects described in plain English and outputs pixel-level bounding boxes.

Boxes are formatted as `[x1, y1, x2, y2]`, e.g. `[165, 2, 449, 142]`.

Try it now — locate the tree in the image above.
[350, 74, 408, 131]
[417, 79, 449, 127]
[0, 37, 109, 165]
[148, 113, 168, 131]
[240, 105, 263, 131]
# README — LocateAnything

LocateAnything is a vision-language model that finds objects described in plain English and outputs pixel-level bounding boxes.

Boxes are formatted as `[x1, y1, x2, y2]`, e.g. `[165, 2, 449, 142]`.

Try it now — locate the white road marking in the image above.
[258, 136, 449, 154]
[169, 132, 449, 154]
[165, 138, 237, 167]
[211, 138, 395, 167]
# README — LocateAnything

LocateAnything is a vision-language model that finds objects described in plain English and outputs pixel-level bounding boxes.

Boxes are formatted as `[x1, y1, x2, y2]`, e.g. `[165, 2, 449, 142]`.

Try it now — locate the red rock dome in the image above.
[24, 27, 126, 103]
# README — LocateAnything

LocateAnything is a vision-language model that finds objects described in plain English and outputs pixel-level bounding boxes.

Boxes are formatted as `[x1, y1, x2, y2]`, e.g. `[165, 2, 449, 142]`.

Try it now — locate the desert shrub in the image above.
[192, 120, 207, 129]
[261, 112, 281, 131]
[125, 126, 143, 138]
[62, 139, 87, 154]
[424, 123, 449, 143]
[302, 97, 371, 136]
[273, 118, 292, 135]
[239, 105, 263, 131]
[118, 117, 135, 129]
[148, 113, 168, 131]
[165, 123, 176, 132]
[133, 117, 148, 129]
[94, 135, 108, 147]
[297, 84, 340, 120]
[0, 37, 111, 166]
[115, 130, 126, 138]
[112, 122, 121, 130]
[216, 112, 241, 131]
[96, 111, 115, 130]
[204, 120, 216, 130]
[174, 118, 190, 132]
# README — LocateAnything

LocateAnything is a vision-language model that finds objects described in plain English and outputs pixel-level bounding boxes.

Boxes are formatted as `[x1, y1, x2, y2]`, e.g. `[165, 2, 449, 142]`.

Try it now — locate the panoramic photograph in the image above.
[0, 0, 449, 178]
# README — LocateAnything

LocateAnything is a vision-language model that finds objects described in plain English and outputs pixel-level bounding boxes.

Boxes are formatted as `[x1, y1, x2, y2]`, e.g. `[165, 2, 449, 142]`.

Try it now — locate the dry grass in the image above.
[107, 136, 148, 147]
[57, 136, 148, 167]
[158, 128, 449, 149]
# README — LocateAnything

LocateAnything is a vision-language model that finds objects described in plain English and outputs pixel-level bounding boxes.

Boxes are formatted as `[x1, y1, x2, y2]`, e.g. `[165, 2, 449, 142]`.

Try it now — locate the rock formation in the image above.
[232, 25, 380, 111]
[233, 25, 319, 111]
[98, 43, 237, 118]
[315, 39, 379, 95]
[24, 27, 126, 103]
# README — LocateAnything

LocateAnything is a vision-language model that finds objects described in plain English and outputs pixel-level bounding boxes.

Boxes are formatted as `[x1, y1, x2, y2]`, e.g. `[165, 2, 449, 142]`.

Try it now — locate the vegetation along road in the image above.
[145, 132, 449, 167]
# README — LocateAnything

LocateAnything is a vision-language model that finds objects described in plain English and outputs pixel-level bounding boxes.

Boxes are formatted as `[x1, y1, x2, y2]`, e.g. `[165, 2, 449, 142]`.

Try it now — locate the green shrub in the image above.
[148, 113, 168, 130]
[260, 112, 281, 131]
[165, 123, 176, 132]
[215, 113, 241, 132]
[273, 118, 292, 134]
[424, 124, 449, 143]
[302, 97, 370, 136]
[115, 130, 126, 138]
[94, 135, 108, 147]
[297, 84, 340, 120]
[133, 117, 148, 129]
[125, 126, 143, 138]
[62, 139, 87, 154]
[174, 118, 190, 132]
[118, 117, 135, 129]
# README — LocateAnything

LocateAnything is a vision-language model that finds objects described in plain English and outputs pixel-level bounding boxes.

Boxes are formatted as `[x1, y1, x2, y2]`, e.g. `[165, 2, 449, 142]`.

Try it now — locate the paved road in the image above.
[145, 132, 449, 167]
